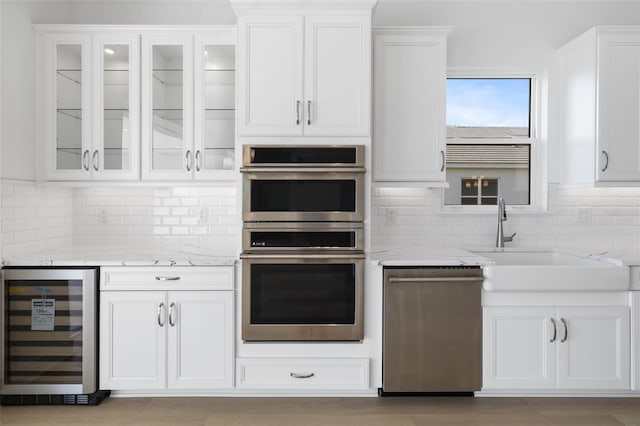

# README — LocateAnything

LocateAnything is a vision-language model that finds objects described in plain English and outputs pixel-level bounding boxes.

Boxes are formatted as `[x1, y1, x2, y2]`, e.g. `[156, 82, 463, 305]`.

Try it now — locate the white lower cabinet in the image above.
[236, 358, 370, 391]
[483, 306, 630, 391]
[99, 267, 234, 391]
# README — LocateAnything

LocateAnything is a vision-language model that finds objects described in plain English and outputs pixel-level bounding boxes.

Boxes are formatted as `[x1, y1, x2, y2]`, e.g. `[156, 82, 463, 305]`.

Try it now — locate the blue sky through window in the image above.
[446, 79, 530, 128]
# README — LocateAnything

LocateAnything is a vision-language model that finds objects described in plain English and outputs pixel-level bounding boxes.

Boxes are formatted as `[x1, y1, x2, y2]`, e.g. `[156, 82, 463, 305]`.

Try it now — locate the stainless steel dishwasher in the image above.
[382, 266, 483, 395]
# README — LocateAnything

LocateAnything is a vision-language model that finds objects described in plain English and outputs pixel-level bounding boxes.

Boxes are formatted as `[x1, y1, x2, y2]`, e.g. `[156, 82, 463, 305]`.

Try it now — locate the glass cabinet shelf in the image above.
[57, 109, 82, 120]
[152, 69, 183, 85]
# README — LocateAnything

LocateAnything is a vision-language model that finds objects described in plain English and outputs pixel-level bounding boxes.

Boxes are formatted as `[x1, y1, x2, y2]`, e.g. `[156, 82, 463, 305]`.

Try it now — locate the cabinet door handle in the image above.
[601, 150, 609, 172]
[296, 100, 301, 125]
[560, 318, 568, 342]
[307, 100, 312, 125]
[157, 302, 165, 327]
[290, 372, 314, 379]
[155, 276, 180, 281]
[549, 317, 557, 343]
[440, 150, 446, 172]
[82, 150, 90, 171]
[186, 150, 193, 172]
[169, 302, 176, 327]
[92, 150, 99, 171]
[195, 150, 202, 172]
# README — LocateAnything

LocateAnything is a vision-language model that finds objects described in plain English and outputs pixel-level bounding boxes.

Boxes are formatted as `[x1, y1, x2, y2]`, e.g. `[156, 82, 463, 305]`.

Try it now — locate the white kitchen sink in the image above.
[471, 249, 629, 292]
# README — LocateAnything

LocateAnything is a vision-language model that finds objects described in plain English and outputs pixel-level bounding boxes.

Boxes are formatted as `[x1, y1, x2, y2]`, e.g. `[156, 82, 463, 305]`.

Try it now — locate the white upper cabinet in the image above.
[38, 26, 236, 182]
[41, 33, 92, 180]
[93, 34, 141, 180]
[596, 30, 640, 182]
[194, 33, 237, 178]
[41, 32, 140, 181]
[372, 28, 451, 183]
[558, 26, 640, 186]
[237, 16, 303, 136]
[141, 34, 194, 180]
[141, 30, 237, 180]
[303, 16, 371, 137]
[235, 5, 373, 137]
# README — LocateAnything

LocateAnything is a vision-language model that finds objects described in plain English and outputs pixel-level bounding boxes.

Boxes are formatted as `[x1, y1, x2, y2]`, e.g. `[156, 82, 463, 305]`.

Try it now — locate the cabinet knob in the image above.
[307, 100, 312, 126]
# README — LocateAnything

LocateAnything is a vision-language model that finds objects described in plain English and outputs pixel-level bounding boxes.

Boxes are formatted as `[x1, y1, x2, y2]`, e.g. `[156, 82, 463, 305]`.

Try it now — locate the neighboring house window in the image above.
[461, 177, 499, 205]
[444, 77, 536, 209]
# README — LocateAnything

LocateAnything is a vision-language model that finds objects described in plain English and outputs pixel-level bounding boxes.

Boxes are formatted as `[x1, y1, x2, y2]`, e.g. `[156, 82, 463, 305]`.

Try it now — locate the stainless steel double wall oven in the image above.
[241, 145, 365, 341]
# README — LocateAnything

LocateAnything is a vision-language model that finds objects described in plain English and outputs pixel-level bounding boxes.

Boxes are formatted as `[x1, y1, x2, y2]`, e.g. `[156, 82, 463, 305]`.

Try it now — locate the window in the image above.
[444, 78, 536, 208]
[461, 177, 498, 205]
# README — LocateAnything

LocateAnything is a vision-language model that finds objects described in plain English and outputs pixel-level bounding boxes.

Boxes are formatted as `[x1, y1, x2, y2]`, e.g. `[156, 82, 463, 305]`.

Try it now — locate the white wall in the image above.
[372, 185, 640, 255]
[1, 182, 74, 258]
[0, 0, 236, 182]
[369, 0, 640, 256]
[1, 0, 639, 259]
[373, 0, 640, 71]
[0, 182, 238, 258]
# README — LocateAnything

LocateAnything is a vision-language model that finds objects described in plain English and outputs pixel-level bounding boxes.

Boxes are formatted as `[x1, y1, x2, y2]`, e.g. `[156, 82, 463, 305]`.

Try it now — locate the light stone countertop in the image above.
[1, 245, 237, 267]
[369, 246, 491, 267]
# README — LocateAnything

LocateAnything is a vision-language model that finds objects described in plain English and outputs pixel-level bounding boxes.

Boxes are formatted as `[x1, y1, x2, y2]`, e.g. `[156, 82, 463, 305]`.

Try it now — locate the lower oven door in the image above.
[241, 254, 365, 342]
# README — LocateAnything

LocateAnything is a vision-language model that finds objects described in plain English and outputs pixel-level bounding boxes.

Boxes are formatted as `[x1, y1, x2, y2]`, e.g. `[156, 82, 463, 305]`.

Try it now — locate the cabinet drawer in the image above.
[101, 266, 234, 291]
[236, 358, 369, 390]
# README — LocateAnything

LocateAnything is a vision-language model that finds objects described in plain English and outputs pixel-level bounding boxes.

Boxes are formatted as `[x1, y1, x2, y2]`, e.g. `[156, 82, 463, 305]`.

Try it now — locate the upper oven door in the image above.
[242, 170, 365, 222]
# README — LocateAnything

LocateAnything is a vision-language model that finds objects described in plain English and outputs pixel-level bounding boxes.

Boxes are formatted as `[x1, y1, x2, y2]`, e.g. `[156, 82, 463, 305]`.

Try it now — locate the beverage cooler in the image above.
[0, 267, 108, 405]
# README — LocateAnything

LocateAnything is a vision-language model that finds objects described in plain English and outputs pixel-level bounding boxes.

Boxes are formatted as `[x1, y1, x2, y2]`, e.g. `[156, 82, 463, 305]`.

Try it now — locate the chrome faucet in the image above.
[496, 196, 516, 248]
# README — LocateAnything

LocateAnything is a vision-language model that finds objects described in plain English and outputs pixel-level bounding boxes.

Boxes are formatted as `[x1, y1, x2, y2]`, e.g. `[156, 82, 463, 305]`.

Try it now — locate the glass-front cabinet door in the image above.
[92, 34, 140, 180]
[45, 34, 91, 180]
[194, 32, 236, 179]
[141, 34, 194, 180]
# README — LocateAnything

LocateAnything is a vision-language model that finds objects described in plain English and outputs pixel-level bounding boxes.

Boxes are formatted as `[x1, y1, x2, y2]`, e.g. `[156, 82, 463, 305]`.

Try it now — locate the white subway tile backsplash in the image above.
[2, 179, 637, 260]
[0, 182, 240, 258]
[371, 184, 640, 254]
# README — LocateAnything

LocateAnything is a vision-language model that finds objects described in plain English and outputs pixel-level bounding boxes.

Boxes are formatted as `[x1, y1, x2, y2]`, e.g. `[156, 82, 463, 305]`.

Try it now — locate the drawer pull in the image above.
[155, 276, 181, 281]
[290, 372, 315, 379]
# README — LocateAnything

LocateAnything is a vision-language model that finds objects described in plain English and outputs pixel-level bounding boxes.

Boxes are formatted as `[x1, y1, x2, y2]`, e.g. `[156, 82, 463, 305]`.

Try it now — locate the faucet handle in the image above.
[504, 232, 517, 243]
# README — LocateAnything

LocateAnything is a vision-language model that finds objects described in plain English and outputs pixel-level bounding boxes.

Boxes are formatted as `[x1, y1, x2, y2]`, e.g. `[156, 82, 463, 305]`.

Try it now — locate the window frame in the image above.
[441, 71, 547, 214]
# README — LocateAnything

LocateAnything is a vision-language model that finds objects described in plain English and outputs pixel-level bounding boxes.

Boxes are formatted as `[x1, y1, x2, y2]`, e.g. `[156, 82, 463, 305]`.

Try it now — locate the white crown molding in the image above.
[230, 0, 378, 12]
[32, 24, 237, 33]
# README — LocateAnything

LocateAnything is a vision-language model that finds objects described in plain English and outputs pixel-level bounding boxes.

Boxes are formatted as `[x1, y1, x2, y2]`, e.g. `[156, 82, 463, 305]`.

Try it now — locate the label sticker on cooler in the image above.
[31, 299, 55, 331]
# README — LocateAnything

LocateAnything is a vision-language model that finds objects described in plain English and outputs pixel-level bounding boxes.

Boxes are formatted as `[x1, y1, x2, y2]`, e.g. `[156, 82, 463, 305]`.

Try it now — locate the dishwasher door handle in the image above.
[388, 277, 484, 283]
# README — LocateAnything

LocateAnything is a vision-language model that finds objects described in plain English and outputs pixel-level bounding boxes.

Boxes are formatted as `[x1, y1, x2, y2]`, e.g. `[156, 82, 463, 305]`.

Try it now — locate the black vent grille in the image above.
[0, 391, 109, 406]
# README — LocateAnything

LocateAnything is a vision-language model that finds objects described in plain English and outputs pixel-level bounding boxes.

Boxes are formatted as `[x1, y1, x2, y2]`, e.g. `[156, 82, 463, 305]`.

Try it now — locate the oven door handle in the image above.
[240, 167, 366, 173]
[240, 253, 366, 260]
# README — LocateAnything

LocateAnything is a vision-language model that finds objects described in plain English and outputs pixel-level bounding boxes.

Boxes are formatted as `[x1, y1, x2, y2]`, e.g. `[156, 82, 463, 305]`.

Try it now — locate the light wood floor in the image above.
[2, 396, 640, 426]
